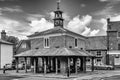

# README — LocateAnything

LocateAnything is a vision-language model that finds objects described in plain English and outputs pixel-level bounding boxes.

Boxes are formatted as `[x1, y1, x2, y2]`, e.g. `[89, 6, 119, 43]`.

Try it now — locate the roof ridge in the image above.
[0, 39, 13, 44]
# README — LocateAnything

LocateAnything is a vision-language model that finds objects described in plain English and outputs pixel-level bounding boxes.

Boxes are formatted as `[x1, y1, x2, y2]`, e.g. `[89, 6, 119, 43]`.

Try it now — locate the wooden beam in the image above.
[44, 57, 47, 74]
[68, 57, 70, 74]
[56, 57, 58, 74]
[50, 58, 53, 71]
[75, 58, 78, 74]
[30, 57, 34, 72]
[15, 57, 19, 73]
[24, 57, 27, 73]
[34, 57, 36, 73]
[83, 57, 86, 73]
[91, 57, 94, 72]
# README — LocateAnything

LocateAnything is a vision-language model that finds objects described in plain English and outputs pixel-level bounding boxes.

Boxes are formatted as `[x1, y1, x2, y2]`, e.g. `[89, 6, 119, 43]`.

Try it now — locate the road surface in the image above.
[0, 74, 23, 80]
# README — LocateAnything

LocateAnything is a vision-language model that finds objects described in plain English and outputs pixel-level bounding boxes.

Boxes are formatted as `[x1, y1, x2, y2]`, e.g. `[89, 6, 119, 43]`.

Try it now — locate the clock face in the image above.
[55, 20, 59, 25]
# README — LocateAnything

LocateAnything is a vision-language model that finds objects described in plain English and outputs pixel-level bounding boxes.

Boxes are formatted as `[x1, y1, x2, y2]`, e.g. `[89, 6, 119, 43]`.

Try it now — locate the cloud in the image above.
[81, 27, 91, 36]
[97, 15, 120, 32]
[67, 15, 92, 33]
[0, 0, 18, 1]
[99, 0, 120, 2]
[0, 6, 23, 13]
[67, 15, 100, 36]
[29, 18, 54, 33]
[89, 29, 100, 36]
[26, 14, 44, 21]
[99, 18, 107, 31]
[0, 16, 31, 39]
[110, 15, 120, 21]
[93, 6, 115, 18]
[94, 0, 120, 18]
[99, 0, 108, 2]
[80, 4, 86, 7]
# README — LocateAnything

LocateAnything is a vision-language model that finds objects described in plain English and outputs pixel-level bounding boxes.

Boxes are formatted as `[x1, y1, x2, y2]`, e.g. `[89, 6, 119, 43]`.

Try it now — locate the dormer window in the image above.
[44, 37, 50, 48]
[22, 43, 26, 48]
[75, 38, 78, 48]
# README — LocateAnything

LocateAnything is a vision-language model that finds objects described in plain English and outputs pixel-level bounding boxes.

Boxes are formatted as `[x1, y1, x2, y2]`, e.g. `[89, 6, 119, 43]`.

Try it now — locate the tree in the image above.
[6, 36, 19, 44]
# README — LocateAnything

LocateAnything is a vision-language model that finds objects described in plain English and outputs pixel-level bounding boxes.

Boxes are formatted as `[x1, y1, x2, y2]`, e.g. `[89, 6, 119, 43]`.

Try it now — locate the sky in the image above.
[0, 0, 120, 39]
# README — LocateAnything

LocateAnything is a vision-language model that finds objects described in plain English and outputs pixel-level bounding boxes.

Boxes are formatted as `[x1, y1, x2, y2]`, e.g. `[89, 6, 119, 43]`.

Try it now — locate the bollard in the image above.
[3, 66, 6, 74]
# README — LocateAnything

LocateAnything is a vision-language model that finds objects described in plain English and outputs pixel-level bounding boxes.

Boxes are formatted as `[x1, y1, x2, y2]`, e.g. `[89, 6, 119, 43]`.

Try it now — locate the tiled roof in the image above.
[27, 27, 86, 38]
[87, 36, 107, 50]
[0, 39, 13, 45]
[15, 48, 95, 57]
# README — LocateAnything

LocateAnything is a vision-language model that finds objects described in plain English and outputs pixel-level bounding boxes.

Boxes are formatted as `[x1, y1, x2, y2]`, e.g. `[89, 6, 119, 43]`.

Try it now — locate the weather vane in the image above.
[57, 0, 61, 10]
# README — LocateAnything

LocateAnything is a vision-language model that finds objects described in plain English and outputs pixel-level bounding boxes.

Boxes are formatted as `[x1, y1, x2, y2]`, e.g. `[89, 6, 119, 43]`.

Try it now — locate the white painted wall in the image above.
[0, 44, 13, 68]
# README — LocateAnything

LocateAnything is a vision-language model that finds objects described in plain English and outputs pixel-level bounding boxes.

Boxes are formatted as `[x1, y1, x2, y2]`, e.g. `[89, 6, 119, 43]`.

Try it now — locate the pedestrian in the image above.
[31, 65, 34, 72]
[3, 65, 6, 74]
[66, 66, 70, 77]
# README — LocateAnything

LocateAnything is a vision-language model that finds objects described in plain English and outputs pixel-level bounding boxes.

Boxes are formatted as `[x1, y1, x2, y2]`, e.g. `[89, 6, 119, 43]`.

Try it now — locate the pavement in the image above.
[1, 70, 120, 80]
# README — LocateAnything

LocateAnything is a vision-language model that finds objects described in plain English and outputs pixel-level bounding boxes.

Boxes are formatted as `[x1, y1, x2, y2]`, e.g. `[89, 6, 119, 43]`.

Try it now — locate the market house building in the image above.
[15, 2, 95, 74]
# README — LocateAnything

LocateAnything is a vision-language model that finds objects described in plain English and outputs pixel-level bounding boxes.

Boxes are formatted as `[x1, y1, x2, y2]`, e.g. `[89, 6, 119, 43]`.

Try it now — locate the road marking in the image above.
[12, 79, 19, 80]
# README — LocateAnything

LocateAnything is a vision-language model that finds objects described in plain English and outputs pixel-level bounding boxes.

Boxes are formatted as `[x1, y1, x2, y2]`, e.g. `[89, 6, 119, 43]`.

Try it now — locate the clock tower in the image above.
[53, 0, 64, 28]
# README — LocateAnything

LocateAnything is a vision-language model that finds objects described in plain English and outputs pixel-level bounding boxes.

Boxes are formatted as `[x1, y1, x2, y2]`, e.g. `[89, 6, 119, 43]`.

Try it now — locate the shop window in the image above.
[97, 58, 101, 62]
[97, 51, 102, 57]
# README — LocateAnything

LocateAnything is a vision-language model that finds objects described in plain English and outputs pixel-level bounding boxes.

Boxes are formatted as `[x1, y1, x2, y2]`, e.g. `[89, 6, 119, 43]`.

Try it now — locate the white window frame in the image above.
[75, 38, 78, 48]
[44, 37, 50, 48]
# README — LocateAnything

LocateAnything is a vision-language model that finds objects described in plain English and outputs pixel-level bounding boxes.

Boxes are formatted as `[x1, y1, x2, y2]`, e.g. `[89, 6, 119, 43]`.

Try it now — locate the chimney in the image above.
[107, 18, 110, 23]
[1, 30, 6, 40]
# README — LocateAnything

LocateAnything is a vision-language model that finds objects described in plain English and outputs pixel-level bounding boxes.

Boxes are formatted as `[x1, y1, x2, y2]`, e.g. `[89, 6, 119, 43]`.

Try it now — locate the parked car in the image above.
[18, 63, 25, 70]
[94, 64, 114, 70]
[4, 63, 14, 70]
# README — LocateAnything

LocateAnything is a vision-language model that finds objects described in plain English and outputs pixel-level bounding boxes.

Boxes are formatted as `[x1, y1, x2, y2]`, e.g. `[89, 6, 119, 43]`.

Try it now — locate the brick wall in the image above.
[107, 31, 118, 50]
[88, 50, 107, 65]
[65, 35, 86, 49]
[50, 35, 65, 48]
[31, 35, 65, 49]
[30, 35, 86, 49]
[31, 38, 44, 49]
